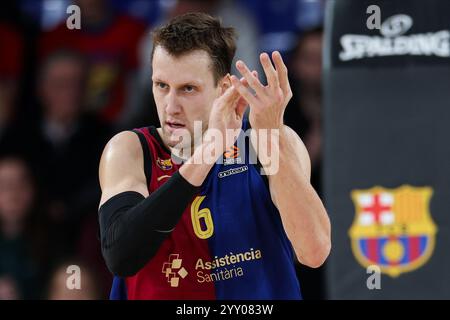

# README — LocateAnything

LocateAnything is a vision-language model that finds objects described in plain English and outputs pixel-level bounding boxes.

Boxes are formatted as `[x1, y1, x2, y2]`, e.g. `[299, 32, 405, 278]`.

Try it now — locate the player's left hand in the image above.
[230, 51, 292, 130]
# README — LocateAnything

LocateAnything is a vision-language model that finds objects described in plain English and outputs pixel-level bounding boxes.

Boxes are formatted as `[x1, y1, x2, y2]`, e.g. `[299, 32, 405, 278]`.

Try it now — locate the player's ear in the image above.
[219, 73, 231, 94]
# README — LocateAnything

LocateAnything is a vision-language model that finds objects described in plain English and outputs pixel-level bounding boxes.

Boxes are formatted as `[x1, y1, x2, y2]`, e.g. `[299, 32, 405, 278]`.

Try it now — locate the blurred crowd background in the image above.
[0, 0, 326, 299]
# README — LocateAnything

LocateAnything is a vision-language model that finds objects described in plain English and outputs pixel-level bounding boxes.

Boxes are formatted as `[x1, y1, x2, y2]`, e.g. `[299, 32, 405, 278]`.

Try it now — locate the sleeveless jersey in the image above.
[110, 122, 301, 300]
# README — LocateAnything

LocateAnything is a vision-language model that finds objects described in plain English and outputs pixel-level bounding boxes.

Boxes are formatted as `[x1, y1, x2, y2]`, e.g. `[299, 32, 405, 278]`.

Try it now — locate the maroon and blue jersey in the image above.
[110, 121, 301, 299]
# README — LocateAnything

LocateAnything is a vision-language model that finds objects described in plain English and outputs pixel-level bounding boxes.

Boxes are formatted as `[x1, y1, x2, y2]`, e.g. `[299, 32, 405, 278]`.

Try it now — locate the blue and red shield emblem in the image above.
[349, 185, 437, 277]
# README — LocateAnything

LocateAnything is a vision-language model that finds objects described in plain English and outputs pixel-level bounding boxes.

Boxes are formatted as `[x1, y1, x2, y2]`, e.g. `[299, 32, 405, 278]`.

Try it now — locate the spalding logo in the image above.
[380, 14, 413, 37]
[339, 14, 450, 61]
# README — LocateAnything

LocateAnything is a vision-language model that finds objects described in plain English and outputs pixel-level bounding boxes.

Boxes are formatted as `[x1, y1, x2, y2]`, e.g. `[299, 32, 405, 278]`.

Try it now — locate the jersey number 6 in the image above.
[191, 196, 214, 239]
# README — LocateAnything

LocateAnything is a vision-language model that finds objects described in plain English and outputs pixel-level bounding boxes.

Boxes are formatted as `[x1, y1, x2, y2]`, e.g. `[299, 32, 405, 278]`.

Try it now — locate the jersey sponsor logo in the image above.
[218, 166, 248, 179]
[161, 254, 188, 287]
[223, 146, 242, 166]
[224, 145, 239, 159]
[157, 157, 173, 170]
[161, 248, 263, 286]
[195, 248, 262, 283]
[349, 185, 437, 277]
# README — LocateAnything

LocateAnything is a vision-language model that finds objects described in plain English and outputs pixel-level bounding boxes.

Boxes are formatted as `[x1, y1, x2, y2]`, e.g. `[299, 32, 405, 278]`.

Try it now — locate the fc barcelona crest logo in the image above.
[157, 157, 173, 171]
[349, 185, 437, 277]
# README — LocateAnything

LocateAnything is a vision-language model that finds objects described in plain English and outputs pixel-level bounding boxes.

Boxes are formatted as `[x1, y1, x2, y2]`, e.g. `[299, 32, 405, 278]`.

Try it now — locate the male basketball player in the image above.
[98, 12, 330, 299]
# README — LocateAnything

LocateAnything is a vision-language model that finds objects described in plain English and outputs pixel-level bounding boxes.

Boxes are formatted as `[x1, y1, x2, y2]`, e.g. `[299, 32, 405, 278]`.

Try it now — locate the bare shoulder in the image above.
[99, 131, 149, 206]
[100, 131, 143, 166]
[282, 125, 311, 180]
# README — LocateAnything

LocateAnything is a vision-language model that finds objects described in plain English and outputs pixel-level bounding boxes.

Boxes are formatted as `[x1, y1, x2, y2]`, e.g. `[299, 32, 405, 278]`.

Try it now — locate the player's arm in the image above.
[231, 51, 331, 268]
[267, 125, 330, 267]
[98, 131, 206, 277]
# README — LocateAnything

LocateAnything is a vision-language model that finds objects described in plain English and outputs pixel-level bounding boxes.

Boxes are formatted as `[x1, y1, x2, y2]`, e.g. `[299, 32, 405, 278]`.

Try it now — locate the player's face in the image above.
[152, 46, 225, 149]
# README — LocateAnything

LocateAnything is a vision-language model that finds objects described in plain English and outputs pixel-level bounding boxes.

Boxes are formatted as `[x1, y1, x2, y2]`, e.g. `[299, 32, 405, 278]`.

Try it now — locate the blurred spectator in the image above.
[285, 27, 323, 193]
[40, 0, 147, 129]
[47, 259, 102, 300]
[0, 156, 51, 299]
[2, 50, 112, 256]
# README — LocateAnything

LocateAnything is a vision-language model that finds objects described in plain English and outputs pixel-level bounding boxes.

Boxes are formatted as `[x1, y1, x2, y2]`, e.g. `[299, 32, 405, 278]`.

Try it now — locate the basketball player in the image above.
[98, 12, 330, 299]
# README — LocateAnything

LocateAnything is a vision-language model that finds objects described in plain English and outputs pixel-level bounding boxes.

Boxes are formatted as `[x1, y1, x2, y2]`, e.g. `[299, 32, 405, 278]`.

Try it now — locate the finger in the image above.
[240, 76, 249, 88]
[235, 96, 248, 119]
[240, 70, 258, 88]
[228, 86, 241, 106]
[236, 60, 265, 96]
[272, 51, 291, 97]
[230, 74, 259, 106]
[235, 71, 257, 116]
[218, 85, 240, 110]
[220, 86, 237, 102]
[260, 52, 279, 89]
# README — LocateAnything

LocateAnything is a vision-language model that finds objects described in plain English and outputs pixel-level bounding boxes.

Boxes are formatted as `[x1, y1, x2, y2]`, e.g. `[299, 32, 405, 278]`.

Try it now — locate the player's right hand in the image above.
[206, 72, 257, 153]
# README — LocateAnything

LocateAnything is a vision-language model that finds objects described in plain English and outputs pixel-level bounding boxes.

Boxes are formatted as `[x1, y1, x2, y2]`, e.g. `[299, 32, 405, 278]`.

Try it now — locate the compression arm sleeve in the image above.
[98, 171, 200, 277]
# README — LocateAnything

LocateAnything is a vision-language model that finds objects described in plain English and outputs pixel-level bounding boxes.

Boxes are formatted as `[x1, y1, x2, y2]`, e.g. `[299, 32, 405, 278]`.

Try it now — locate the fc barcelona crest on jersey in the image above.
[348, 185, 437, 277]
[157, 157, 173, 170]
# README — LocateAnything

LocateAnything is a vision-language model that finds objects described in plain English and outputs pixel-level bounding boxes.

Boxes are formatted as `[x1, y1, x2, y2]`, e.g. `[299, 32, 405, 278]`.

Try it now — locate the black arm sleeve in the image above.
[98, 171, 200, 277]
